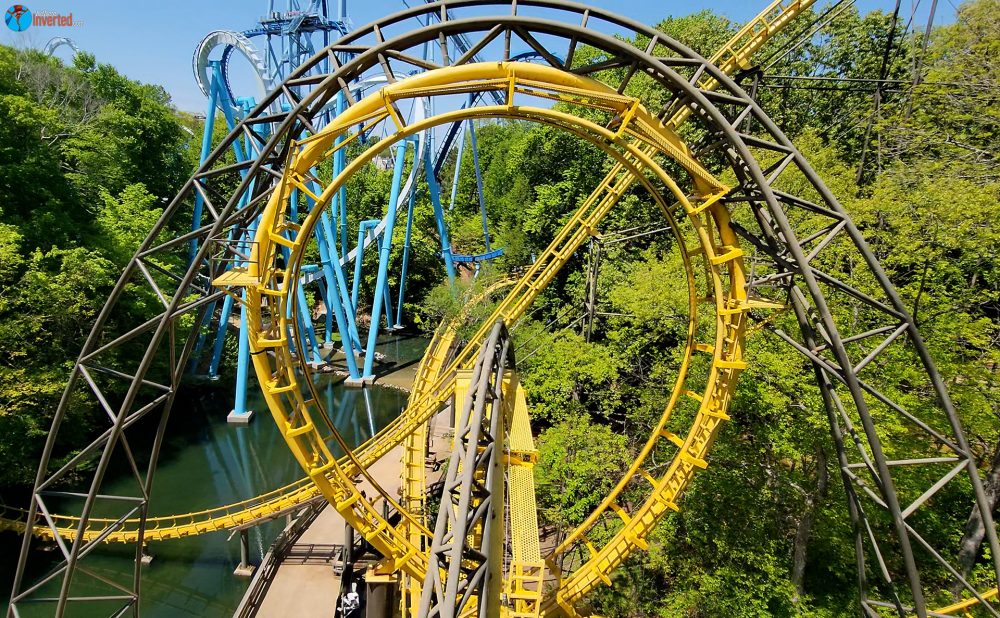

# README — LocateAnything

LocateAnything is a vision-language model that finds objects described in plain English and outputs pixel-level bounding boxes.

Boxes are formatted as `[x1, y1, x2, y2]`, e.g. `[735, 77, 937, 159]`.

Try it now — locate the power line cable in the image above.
[905, 0, 941, 116]
[887, 0, 923, 70]
[758, 83, 992, 97]
[763, 74, 982, 87]
[759, 0, 858, 72]
[856, 0, 904, 183]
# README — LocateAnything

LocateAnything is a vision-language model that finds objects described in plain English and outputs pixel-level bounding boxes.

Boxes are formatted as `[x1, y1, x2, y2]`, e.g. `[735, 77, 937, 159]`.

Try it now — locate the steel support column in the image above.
[362, 141, 409, 379]
[419, 320, 511, 617]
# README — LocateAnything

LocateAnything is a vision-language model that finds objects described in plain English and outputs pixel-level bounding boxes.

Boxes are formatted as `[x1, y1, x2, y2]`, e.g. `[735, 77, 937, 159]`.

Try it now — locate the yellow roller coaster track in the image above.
[0, 477, 323, 544]
[398, 279, 517, 614]
[3, 1, 991, 615]
[4, 4, 994, 614]
[236, 59, 739, 615]
[0, 282, 512, 546]
[0, 0, 813, 551]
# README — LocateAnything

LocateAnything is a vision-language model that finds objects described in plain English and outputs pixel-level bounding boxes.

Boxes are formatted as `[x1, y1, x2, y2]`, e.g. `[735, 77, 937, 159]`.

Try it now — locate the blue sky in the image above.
[2, 0, 954, 113]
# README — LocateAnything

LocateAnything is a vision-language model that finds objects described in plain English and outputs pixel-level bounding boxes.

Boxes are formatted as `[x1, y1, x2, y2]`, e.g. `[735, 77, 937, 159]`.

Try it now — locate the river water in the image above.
[0, 334, 427, 617]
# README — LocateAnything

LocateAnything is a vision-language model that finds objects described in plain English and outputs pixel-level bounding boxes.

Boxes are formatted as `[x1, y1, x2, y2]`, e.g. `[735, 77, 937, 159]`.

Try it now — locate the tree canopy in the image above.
[0, 47, 198, 486]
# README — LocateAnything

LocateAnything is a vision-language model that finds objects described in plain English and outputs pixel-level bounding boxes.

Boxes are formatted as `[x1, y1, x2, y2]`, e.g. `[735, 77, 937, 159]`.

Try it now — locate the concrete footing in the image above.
[227, 410, 254, 424]
[364, 574, 396, 617]
[235, 528, 255, 577]
[343, 376, 374, 388]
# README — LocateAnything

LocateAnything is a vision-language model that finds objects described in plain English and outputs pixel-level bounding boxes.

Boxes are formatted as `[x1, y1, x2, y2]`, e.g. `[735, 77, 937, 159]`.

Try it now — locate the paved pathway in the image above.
[252, 361, 452, 617]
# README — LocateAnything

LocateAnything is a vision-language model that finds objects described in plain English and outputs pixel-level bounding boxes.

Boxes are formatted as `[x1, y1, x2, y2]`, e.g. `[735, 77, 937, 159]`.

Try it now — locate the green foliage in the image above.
[96, 183, 163, 265]
[882, 0, 999, 173]
[0, 44, 196, 487]
[517, 327, 619, 423]
[0, 247, 116, 486]
[0, 0, 994, 614]
[0, 222, 23, 283]
[464, 121, 605, 252]
[653, 10, 737, 58]
[534, 414, 631, 529]
[420, 277, 475, 334]
[604, 249, 690, 368]
[491, 2, 1000, 615]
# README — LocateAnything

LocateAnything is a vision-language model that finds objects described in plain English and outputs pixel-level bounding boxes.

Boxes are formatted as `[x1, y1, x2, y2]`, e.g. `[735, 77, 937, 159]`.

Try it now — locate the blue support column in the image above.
[351, 223, 371, 310]
[207, 293, 234, 378]
[195, 88, 254, 375]
[288, 187, 323, 366]
[395, 183, 417, 328]
[335, 91, 349, 253]
[468, 118, 491, 253]
[315, 215, 362, 379]
[190, 63, 220, 265]
[228, 218, 258, 424]
[318, 277, 333, 346]
[320, 210, 363, 352]
[189, 297, 219, 374]
[188, 2, 354, 421]
[287, 187, 301, 359]
[379, 231, 395, 329]
[295, 278, 323, 366]
[448, 120, 467, 211]
[360, 141, 408, 380]
[227, 294, 253, 424]
[189, 63, 235, 369]
[424, 146, 456, 283]
[206, 199, 251, 377]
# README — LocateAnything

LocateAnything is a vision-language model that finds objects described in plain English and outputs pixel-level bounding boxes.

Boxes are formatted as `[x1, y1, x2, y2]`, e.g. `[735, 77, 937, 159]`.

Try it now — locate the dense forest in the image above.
[0, 0, 998, 616]
[0, 48, 202, 486]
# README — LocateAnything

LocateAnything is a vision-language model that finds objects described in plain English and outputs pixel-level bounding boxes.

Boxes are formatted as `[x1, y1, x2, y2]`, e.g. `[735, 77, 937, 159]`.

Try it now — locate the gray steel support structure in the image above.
[419, 320, 511, 617]
[7, 3, 998, 616]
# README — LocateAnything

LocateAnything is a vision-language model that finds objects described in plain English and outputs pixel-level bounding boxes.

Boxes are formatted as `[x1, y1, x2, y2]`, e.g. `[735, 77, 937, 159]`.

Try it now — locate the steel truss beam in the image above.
[8, 2, 998, 617]
[419, 320, 511, 617]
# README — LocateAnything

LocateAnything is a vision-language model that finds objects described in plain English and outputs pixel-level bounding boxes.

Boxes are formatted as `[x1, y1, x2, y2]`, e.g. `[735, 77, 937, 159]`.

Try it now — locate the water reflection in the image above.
[1, 335, 426, 617]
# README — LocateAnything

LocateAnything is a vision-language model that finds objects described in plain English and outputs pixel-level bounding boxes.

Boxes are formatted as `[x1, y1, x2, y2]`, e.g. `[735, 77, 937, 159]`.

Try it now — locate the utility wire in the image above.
[905, 0, 941, 117]
[514, 305, 577, 353]
[763, 74, 981, 88]
[511, 296, 561, 333]
[603, 227, 672, 245]
[856, 0, 904, 183]
[759, 0, 858, 72]
[758, 84, 991, 98]
[889, 0, 924, 70]
[519, 314, 587, 363]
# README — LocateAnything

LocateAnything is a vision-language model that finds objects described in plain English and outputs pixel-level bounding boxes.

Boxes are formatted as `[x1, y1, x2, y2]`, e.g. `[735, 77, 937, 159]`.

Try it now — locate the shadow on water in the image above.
[1, 334, 427, 617]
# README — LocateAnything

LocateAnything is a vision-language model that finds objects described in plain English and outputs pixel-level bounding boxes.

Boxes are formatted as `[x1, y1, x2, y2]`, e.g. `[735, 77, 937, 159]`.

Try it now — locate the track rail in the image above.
[0, 480, 323, 543]
[239, 61, 739, 611]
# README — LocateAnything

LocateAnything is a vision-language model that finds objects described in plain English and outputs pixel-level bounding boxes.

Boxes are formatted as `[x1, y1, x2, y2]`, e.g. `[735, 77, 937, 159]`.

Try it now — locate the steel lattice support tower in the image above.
[419, 320, 512, 617]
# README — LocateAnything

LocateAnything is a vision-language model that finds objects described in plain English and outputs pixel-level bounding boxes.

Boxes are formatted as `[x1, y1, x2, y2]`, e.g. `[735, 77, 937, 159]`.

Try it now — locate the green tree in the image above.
[534, 414, 631, 531]
[0, 43, 198, 488]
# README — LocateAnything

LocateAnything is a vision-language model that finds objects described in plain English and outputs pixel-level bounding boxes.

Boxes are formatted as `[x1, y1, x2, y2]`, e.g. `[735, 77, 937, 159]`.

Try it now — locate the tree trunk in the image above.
[792, 446, 829, 605]
[955, 437, 1000, 586]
